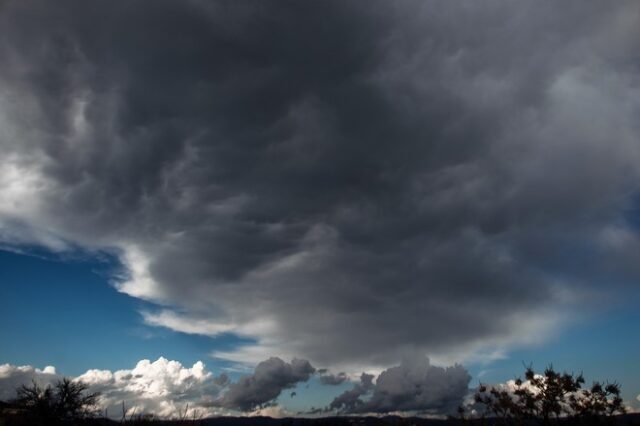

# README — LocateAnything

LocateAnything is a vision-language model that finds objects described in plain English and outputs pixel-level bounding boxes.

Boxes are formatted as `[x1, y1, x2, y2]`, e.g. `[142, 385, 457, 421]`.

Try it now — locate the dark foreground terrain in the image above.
[2, 413, 640, 426]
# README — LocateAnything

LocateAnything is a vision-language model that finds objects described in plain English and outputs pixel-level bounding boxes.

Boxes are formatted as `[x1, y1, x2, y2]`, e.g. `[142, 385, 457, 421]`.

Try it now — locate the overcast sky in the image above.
[1, 0, 640, 417]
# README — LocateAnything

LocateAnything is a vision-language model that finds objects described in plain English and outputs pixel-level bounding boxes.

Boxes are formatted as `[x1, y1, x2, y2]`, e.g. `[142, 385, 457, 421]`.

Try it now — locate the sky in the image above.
[0, 0, 640, 418]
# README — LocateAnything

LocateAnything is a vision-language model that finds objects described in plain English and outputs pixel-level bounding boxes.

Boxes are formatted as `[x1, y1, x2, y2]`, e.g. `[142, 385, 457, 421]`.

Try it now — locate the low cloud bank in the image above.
[0, 364, 60, 401]
[0, 357, 316, 417]
[214, 358, 315, 412]
[0, 356, 472, 417]
[1, 358, 226, 418]
[76, 358, 225, 418]
[328, 357, 470, 415]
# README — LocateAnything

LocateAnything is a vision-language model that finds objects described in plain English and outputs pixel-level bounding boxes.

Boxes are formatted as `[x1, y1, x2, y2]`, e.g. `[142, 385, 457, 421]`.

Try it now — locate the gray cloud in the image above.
[328, 373, 375, 413]
[215, 358, 315, 412]
[0, 0, 639, 369]
[328, 357, 470, 415]
[319, 371, 348, 386]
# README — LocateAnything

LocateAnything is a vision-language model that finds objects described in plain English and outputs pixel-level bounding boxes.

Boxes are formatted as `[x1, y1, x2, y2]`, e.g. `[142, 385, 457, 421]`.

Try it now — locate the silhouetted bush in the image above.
[11, 378, 100, 425]
[465, 365, 625, 425]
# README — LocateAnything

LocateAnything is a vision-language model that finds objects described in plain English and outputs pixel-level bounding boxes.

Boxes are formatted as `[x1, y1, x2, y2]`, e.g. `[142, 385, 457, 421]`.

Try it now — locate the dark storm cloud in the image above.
[1, 0, 640, 368]
[319, 371, 348, 386]
[327, 373, 375, 413]
[328, 357, 470, 415]
[215, 358, 315, 412]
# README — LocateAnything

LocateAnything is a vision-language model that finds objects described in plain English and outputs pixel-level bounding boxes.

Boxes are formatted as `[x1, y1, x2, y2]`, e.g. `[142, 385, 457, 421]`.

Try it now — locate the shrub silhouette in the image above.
[13, 378, 100, 424]
[468, 365, 625, 425]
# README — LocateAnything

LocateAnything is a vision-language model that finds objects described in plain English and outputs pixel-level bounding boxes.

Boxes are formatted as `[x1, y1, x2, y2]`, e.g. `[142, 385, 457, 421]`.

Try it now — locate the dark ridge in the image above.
[2, 412, 640, 426]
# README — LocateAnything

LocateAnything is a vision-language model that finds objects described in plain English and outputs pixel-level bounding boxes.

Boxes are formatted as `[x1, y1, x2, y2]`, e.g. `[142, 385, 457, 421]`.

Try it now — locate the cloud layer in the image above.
[328, 357, 470, 415]
[0, 0, 639, 369]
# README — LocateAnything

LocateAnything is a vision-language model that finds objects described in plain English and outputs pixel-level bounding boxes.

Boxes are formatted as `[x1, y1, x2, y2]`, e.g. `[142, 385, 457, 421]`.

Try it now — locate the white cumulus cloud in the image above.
[0, 358, 227, 419]
[0, 364, 60, 401]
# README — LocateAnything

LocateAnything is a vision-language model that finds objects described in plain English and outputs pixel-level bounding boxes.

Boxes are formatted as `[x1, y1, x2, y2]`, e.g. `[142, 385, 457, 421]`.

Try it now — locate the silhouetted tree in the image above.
[469, 365, 625, 425]
[53, 378, 100, 420]
[14, 380, 55, 421]
[13, 378, 100, 424]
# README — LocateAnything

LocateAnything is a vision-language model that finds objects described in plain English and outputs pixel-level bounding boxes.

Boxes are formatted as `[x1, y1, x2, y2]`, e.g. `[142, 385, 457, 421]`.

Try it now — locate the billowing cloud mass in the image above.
[215, 358, 315, 412]
[76, 358, 226, 418]
[0, 358, 226, 418]
[328, 357, 470, 415]
[0, 357, 317, 417]
[1, 0, 640, 371]
[0, 364, 60, 401]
